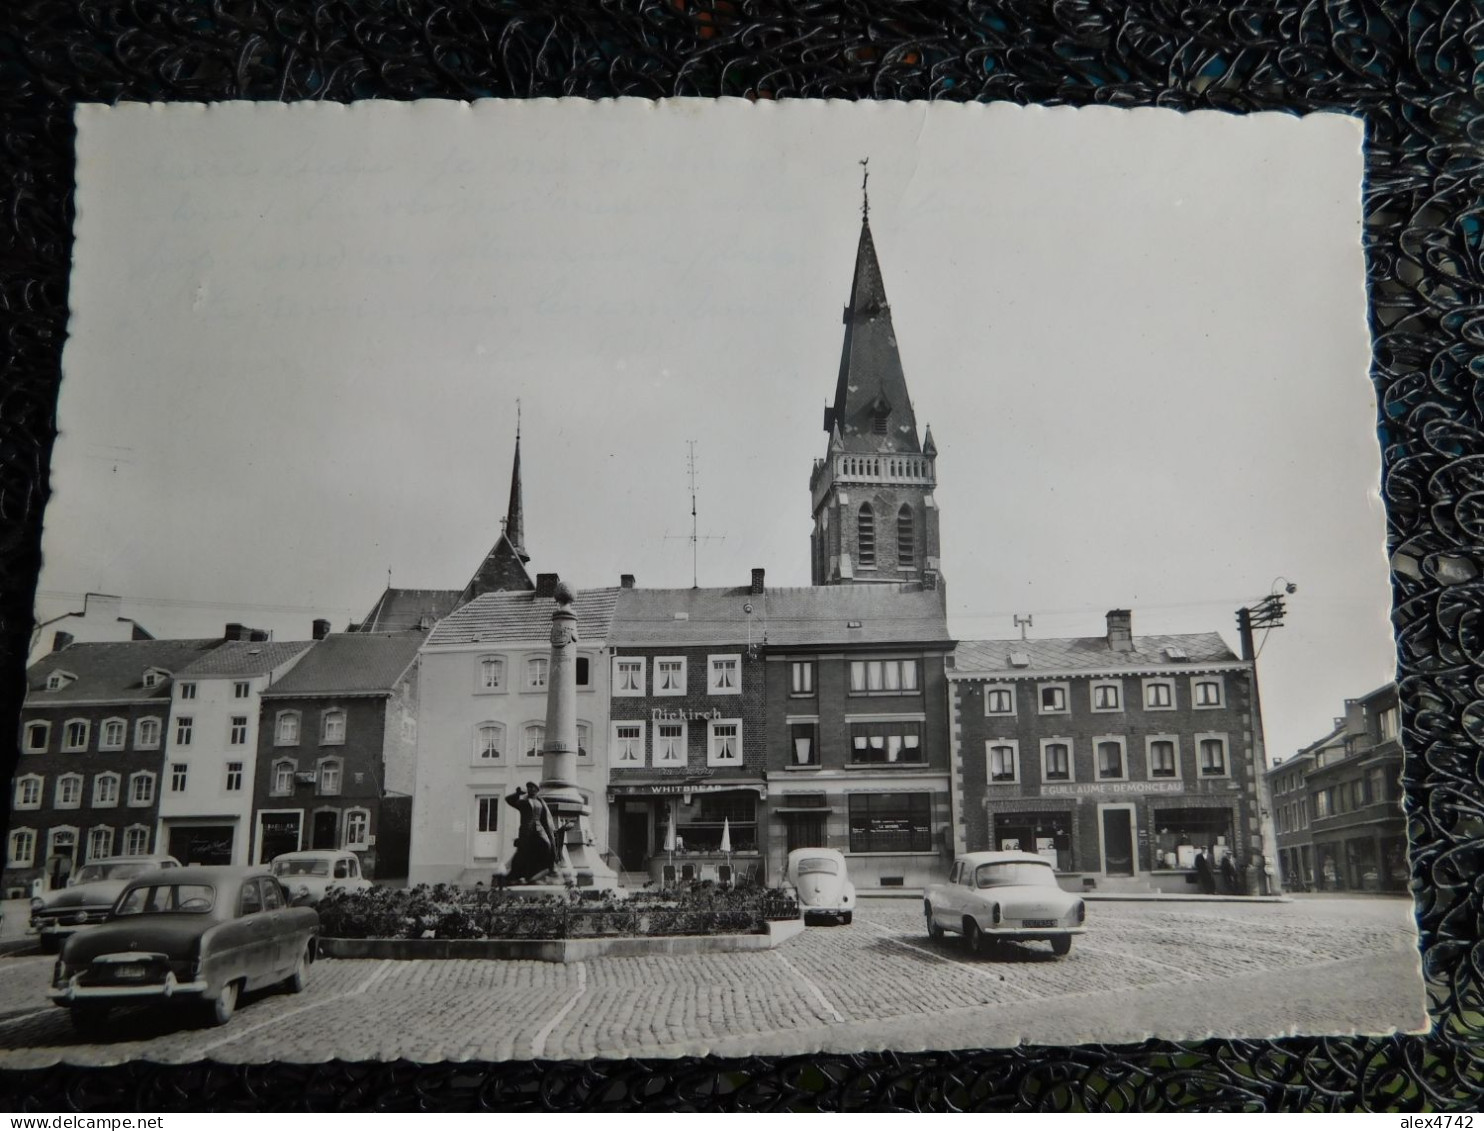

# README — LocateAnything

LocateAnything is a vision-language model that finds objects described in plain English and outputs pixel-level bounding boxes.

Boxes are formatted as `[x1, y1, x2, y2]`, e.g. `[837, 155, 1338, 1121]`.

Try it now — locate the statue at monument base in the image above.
[504, 782, 559, 885]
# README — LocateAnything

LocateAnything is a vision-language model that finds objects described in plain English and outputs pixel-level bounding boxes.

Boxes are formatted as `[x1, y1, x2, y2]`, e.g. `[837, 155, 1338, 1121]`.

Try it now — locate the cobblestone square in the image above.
[0, 895, 1426, 1067]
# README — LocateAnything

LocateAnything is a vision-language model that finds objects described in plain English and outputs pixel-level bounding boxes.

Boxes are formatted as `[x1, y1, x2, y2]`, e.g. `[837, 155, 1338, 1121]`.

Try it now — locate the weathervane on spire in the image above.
[516, 397, 521, 442]
[860, 157, 870, 220]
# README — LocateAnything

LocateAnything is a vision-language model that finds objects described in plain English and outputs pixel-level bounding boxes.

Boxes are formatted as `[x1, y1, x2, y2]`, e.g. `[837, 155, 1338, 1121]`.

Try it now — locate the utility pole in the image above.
[665, 441, 725, 588]
[1237, 581, 1297, 895]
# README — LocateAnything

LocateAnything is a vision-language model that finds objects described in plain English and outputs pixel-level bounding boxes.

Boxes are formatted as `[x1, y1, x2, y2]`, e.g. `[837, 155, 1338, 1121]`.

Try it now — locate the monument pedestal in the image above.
[547, 793, 620, 890]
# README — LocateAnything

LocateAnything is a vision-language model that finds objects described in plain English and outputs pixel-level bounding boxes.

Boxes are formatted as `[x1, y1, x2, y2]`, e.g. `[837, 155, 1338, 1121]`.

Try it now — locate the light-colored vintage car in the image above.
[30, 855, 181, 953]
[781, 847, 855, 925]
[48, 866, 319, 1030]
[269, 849, 373, 904]
[924, 851, 1086, 957]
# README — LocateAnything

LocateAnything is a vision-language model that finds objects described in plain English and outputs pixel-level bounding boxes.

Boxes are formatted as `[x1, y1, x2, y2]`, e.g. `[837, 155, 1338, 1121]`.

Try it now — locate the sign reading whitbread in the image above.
[0, 99, 1421, 1069]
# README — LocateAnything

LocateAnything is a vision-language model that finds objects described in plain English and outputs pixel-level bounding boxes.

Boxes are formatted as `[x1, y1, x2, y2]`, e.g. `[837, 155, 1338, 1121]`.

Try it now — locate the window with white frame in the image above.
[178, 681, 196, 700]
[1192, 677, 1225, 708]
[655, 657, 686, 695]
[142, 669, 163, 689]
[1144, 679, 1176, 710]
[986, 740, 1019, 784]
[477, 655, 506, 692]
[523, 724, 545, 759]
[23, 720, 49, 753]
[321, 709, 346, 745]
[849, 658, 919, 694]
[707, 719, 742, 766]
[984, 686, 1015, 716]
[613, 657, 645, 696]
[87, 826, 114, 861]
[8, 827, 36, 867]
[175, 716, 193, 746]
[135, 717, 160, 749]
[45, 670, 75, 691]
[233, 681, 250, 699]
[93, 772, 120, 807]
[122, 826, 149, 856]
[1090, 681, 1123, 712]
[526, 657, 549, 689]
[63, 719, 90, 752]
[708, 655, 742, 695]
[344, 809, 370, 849]
[613, 721, 646, 766]
[127, 772, 155, 806]
[271, 760, 296, 796]
[655, 721, 686, 766]
[790, 661, 815, 696]
[56, 773, 83, 808]
[1041, 740, 1073, 782]
[229, 715, 249, 745]
[99, 717, 126, 750]
[170, 763, 188, 792]
[474, 722, 503, 762]
[577, 721, 591, 758]
[275, 711, 301, 745]
[1197, 735, 1229, 777]
[1095, 737, 1127, 780]
[319, 758, 342, 795]
[1147, 737, 1180, 779]
[225, 762, 243, 792]
[14, 774, 42, 810]
[789, 721, 819, 766]
[1038, 683, 1069, 714]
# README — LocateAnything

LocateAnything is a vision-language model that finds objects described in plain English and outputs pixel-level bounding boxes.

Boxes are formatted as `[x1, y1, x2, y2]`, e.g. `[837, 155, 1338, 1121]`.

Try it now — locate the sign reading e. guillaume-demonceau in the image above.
[1041, 781, 1186, 797]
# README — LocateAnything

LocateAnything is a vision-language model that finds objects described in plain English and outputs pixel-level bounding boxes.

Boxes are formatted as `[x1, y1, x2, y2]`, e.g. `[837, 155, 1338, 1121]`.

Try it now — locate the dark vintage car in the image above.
[47, 865, 319, 1030]
[30, 855, 181, 953]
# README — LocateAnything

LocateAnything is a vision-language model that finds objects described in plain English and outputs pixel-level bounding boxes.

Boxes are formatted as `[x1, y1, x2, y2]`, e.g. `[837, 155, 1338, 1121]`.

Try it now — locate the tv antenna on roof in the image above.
[1014, 614, 1033, 641]
[664, 441, 726, 589]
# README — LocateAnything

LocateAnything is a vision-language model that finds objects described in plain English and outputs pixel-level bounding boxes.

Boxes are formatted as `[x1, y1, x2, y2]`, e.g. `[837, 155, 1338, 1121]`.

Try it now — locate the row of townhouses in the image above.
[5, 201, 1281, 897]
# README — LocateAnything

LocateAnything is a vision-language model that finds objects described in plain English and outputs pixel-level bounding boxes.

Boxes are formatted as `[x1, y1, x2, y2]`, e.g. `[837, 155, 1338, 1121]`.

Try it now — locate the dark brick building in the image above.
[606, 577, 769, 883]
[949, 611, 1266, 893]
[252, 631, 424, 879]
[6, 638, 223, 896]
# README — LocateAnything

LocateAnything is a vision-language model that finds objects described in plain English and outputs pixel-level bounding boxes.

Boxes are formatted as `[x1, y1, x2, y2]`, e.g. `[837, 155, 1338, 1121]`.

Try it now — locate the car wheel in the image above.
[965, 919, 986, 956]
[924, 904, 944, 941]
[69, 1005, 109, 1035]
[841, 911, 853, 926]
[1051, 935, 1073, 957]
[285, 946, 309, 994]
[207, 979, 239, 1026]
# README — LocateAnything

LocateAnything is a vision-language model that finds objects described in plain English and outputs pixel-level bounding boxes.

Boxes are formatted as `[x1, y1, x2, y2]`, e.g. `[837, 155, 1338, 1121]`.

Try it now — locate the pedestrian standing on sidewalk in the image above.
[1194, 848, 1216, 894]
[1220, 852, 1240, 895]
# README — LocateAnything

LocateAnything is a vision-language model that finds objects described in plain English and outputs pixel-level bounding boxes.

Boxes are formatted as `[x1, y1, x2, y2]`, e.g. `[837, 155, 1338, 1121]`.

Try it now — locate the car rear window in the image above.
[116, 884, 215, 915]
[974, 862, 1058, 889]
[796, 858, 839, 876]
[273, 859, 331, 877]
[74, 862, 154, 884]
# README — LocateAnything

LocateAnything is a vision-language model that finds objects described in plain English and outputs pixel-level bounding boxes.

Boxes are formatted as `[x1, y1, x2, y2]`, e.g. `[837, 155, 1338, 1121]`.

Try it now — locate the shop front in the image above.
[607, 779, 766, 886]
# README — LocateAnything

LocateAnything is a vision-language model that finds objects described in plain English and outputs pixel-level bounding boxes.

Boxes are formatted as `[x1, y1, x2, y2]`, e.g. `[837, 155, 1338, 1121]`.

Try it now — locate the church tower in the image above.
[462, 418, 536, 601]
[809, 171, 941, 588]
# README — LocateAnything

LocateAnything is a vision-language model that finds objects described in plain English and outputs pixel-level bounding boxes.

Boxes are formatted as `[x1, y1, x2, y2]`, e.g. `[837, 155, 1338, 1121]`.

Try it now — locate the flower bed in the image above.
[315, 884, 800, 941]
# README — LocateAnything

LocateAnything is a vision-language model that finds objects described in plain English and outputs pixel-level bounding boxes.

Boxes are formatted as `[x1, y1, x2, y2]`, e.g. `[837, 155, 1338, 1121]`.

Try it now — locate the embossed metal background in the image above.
[0, 0, 1480, 1113]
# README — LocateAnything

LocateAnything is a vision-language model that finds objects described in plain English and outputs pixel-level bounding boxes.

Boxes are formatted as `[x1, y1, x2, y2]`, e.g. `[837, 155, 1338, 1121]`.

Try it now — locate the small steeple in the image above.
[922, 424, 937, 457]
[505, 406, 529, 564]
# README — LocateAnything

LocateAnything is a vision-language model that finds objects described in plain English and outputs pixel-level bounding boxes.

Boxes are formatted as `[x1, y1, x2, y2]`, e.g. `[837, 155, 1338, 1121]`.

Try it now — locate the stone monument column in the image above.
[540, 580, 618, 888]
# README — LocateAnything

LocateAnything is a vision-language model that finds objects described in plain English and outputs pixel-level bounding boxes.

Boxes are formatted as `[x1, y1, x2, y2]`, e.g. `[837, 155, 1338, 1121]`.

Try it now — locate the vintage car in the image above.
[269, 849, 374, 904]
[781, 847, 855, 925]
[30, 855, 181, 953]
[48, 865, 319, 1030]
[924, 851, 1086, 957]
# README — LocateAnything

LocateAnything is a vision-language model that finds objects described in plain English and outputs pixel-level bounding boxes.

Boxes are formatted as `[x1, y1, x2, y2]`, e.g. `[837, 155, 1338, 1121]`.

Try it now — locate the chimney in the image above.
[1106, 609, 1134, 653]
[750, 568, 765, 595]
[224, 622, 247, 642]
[621, 574, 635, 589]
[249, 629, 270, 642]
[535, 573, 559, 599]
[313, 619, 331, 640]
[52, 630, 74, 653]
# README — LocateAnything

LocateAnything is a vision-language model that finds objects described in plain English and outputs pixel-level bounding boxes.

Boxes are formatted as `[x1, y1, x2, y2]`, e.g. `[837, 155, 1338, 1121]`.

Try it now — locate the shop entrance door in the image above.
[1099, 806, 1135, 876]
[620, 805, 650, 872]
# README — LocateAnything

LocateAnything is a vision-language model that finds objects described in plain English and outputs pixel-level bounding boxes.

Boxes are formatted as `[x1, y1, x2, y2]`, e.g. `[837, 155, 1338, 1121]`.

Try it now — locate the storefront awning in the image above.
[773, 806, 834, 815]
[607, 781, 766, 800]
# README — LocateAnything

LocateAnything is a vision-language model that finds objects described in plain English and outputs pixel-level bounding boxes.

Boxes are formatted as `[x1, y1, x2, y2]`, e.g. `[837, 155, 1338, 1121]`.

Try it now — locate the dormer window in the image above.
[871, 397, 891, 435]
[44, 670, 76, 692]
[142, 669, 167, 688]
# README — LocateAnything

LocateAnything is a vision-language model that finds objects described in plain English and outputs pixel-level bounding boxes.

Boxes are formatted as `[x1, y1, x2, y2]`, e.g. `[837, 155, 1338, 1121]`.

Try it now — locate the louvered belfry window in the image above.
[857, 503, 876, 566]
[897, 505, 914, 566]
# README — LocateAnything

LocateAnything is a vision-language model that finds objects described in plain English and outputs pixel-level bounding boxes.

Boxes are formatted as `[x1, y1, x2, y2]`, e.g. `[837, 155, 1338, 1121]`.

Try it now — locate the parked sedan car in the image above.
[924, 851, 1086, 957]
[781, 847, 855, 925]
[30, 855, 181, 953]
[48, 866, 319, 1030]
[269, 850, 374, 904]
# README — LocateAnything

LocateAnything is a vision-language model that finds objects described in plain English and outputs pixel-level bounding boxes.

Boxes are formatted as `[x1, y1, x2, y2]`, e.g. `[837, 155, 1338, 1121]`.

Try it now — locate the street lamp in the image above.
[1236, 578, 1297, 896]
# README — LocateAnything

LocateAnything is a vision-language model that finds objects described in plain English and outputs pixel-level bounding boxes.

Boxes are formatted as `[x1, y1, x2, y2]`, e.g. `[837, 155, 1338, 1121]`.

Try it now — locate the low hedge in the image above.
[315, 883, 801, 941]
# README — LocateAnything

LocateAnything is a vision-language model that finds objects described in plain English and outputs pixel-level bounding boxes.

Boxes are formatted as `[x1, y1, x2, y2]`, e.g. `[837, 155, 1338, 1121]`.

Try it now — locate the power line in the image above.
[35, 590, 363, 616]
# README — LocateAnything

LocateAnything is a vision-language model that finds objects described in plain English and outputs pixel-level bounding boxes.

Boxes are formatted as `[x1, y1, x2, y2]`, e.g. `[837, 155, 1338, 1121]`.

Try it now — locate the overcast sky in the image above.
[47, 99, 1387, 762]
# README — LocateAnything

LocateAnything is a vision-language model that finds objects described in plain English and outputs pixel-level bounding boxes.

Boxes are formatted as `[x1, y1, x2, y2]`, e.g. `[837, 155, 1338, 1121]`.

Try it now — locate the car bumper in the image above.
[48, 972, 208, 1005]
[980, 926, 1087, 940]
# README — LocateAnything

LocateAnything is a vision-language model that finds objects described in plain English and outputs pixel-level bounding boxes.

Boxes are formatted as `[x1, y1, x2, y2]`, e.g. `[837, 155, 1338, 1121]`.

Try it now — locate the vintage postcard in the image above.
[0, 99, 1423, 1065]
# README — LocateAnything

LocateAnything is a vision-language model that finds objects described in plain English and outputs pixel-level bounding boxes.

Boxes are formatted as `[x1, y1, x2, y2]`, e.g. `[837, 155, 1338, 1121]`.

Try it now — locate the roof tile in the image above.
[953, 632, 1238, 674]
[263, 632, 425, 697]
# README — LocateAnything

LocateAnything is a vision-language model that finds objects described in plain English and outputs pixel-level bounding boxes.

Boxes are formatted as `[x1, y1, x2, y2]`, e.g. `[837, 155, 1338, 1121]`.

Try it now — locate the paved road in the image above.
[0, 896, 1426, 1066]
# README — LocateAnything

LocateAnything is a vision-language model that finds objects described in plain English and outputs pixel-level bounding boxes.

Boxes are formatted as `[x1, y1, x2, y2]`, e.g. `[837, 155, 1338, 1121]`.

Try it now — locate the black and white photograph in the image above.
[0, 98, 1425, 1066]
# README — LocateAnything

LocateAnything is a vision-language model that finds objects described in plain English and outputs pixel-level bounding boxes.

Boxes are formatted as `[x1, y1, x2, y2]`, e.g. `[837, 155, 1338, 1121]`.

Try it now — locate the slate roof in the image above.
[427, 588, 623, 646]
[761, 585, 951, 647]
[25, 638, 224, 704]
[952, 632, 1239, 675]
[356, 587, 463, 633]
[175, 640, 315, 678]
[261, 632, 425, 698]
[611, 588, 767, 647]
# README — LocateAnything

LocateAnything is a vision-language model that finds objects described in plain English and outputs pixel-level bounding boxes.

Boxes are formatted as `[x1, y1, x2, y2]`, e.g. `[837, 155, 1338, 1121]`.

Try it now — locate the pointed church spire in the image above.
[459, 409, 536, 603]
[922, 424, 937, 457]
[505, 406, 528, 564]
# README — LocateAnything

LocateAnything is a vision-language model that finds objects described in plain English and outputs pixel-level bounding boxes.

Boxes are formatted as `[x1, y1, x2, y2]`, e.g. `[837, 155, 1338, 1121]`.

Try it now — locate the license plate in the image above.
[112, 965, 147, 980]
[1023, 919, 1057, 928]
